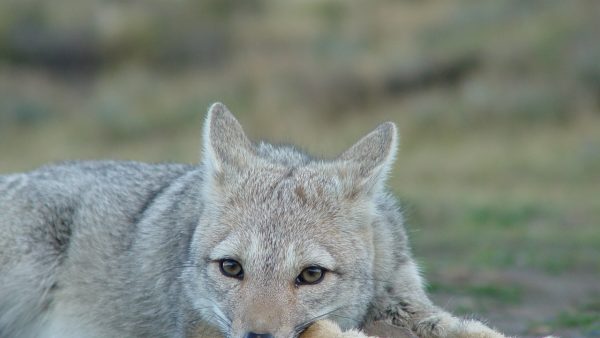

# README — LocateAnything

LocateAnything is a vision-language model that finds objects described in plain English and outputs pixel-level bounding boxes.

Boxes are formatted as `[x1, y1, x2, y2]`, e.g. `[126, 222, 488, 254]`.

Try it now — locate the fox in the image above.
[0, 102, 508, 338]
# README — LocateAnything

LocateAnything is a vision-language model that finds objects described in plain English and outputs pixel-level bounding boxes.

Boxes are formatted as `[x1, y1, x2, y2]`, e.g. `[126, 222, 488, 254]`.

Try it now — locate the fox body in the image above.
[0, 103, 505, 338]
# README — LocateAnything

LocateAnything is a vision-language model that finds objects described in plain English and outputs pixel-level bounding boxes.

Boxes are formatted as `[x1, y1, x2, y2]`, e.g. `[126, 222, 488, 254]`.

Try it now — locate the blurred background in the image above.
[0, 0, 599, 336]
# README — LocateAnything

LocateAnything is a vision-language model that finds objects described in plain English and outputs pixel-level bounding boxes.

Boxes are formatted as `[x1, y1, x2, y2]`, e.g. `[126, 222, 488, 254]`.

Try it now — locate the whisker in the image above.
[327, 313, 363, 325]
[293, 301, 367, 335]
[189, 297, 232, 337]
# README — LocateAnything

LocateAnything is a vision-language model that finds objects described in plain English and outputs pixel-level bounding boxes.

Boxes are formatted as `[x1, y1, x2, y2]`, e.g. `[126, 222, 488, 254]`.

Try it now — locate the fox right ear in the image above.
[202, 102, 254, 177]
[337, 122, 398, 197]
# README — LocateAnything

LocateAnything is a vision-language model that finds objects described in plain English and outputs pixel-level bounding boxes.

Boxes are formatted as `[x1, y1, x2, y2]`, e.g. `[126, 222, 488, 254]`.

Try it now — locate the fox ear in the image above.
[202, 102, 253, 177]
[338, 122, 398, 196]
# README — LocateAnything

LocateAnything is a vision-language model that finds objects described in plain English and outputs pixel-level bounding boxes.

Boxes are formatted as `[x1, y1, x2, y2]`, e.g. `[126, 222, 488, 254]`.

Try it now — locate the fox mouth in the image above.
[222, 326, 309, 338]
[293, 327, 312, 338]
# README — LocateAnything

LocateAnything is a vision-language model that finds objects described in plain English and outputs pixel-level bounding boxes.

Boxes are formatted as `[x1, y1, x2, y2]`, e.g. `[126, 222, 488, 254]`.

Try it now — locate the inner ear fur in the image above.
[337, 122, 398, 195]
[202, 102, 255, 176]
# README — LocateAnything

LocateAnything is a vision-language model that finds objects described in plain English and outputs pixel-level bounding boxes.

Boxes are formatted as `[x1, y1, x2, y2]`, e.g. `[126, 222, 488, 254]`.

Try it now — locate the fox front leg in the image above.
[366, 262, 507, 338]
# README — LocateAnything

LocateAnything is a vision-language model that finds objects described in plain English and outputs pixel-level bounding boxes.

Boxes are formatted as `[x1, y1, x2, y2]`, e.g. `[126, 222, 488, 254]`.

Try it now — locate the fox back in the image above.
[0, 103, 419, 338]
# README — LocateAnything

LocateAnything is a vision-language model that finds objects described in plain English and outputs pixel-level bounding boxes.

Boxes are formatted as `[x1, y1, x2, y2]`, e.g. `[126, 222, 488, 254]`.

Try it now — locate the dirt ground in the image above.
[428, 268, 600, 338]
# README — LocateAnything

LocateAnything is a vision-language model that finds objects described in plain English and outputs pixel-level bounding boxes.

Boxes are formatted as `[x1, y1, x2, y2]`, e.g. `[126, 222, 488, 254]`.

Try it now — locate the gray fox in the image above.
[0, 103, 507, 338]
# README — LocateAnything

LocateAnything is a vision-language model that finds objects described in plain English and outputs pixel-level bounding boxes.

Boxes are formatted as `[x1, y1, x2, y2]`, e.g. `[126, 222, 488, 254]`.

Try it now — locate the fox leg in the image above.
[366, 261, 507, 338]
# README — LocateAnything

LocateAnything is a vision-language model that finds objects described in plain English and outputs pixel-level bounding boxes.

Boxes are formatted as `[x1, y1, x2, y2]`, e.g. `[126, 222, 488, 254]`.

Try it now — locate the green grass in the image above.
[534, 301, 600, 332]
[555, 311, 599, 329]
[530, 301, 600, 337]
[428, 282, 522, 304]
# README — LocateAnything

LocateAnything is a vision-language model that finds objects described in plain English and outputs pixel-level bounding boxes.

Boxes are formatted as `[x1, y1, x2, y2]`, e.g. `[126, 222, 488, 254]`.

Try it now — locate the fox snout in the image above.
[230, 293, 305, 338]
[232, 314, 293, 338]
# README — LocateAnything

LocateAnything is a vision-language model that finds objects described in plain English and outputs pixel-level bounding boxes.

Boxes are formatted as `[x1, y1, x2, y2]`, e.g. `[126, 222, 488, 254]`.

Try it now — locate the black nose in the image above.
[244, 333, 274, 338]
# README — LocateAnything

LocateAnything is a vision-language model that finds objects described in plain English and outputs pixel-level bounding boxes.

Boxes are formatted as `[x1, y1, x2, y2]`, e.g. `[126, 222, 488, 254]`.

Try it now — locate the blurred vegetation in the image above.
[0, 0, 599, 337]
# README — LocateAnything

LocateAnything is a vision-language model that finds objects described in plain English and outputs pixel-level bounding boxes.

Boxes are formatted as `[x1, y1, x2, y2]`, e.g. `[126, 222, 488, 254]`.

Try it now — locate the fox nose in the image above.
[244, 333, 274, 338]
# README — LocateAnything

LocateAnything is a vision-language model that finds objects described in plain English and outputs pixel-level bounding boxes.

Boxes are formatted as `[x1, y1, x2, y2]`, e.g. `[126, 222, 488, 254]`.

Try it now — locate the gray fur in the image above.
[0, 103, 505, 338]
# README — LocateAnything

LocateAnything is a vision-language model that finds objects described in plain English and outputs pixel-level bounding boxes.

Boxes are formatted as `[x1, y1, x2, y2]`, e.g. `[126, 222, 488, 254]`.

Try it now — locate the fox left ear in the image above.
[201, 102, 254, 178]
[337, 122, 398, 196]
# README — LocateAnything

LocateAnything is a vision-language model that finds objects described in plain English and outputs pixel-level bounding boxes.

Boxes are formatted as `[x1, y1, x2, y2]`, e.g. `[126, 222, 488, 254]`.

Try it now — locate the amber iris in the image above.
[220, 259, 244, 279]
[296, 266, 325, 285]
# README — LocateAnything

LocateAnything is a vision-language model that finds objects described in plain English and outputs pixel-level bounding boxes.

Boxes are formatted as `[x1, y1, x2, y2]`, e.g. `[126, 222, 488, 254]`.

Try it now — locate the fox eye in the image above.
[219, 259, 244, 279]
[296, 266, 325, 285]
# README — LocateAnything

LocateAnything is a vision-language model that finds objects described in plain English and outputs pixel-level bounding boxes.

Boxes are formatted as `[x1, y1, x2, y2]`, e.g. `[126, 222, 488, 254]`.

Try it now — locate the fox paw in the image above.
[301, 320, 418, 338]
[412, 312, 457, 337]
[452, 319, 508, 338]
[416, 316, 508, 338]
[300, 320, 373, 338]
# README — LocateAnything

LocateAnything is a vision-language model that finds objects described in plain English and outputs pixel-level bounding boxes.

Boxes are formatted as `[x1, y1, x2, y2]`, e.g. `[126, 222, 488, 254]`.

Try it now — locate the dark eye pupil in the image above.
[298, 266, 324, 285]
[220, 259, 243, 279]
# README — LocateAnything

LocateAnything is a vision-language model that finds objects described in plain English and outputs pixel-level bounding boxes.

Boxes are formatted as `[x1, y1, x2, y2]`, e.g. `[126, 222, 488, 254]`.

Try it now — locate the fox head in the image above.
[184, 103, 399, 338]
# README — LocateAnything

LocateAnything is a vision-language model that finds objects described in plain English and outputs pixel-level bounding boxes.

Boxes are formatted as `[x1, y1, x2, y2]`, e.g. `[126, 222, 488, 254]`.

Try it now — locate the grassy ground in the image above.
[1, 1, 599, 337]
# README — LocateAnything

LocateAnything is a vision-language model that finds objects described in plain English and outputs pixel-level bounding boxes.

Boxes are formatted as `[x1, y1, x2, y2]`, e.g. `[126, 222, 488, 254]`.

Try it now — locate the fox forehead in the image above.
[207, 165, 372, 266]
[220, 165, 346, 209]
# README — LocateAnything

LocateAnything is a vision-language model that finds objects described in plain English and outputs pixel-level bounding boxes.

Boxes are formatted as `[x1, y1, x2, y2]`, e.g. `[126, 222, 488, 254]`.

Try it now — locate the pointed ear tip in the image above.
[378, 121, 400, 146]
[379, 121, 397, 133]
[204, 102, 228, 142]
[207, 102, 228, 117]
[205, 102, 240, 132]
